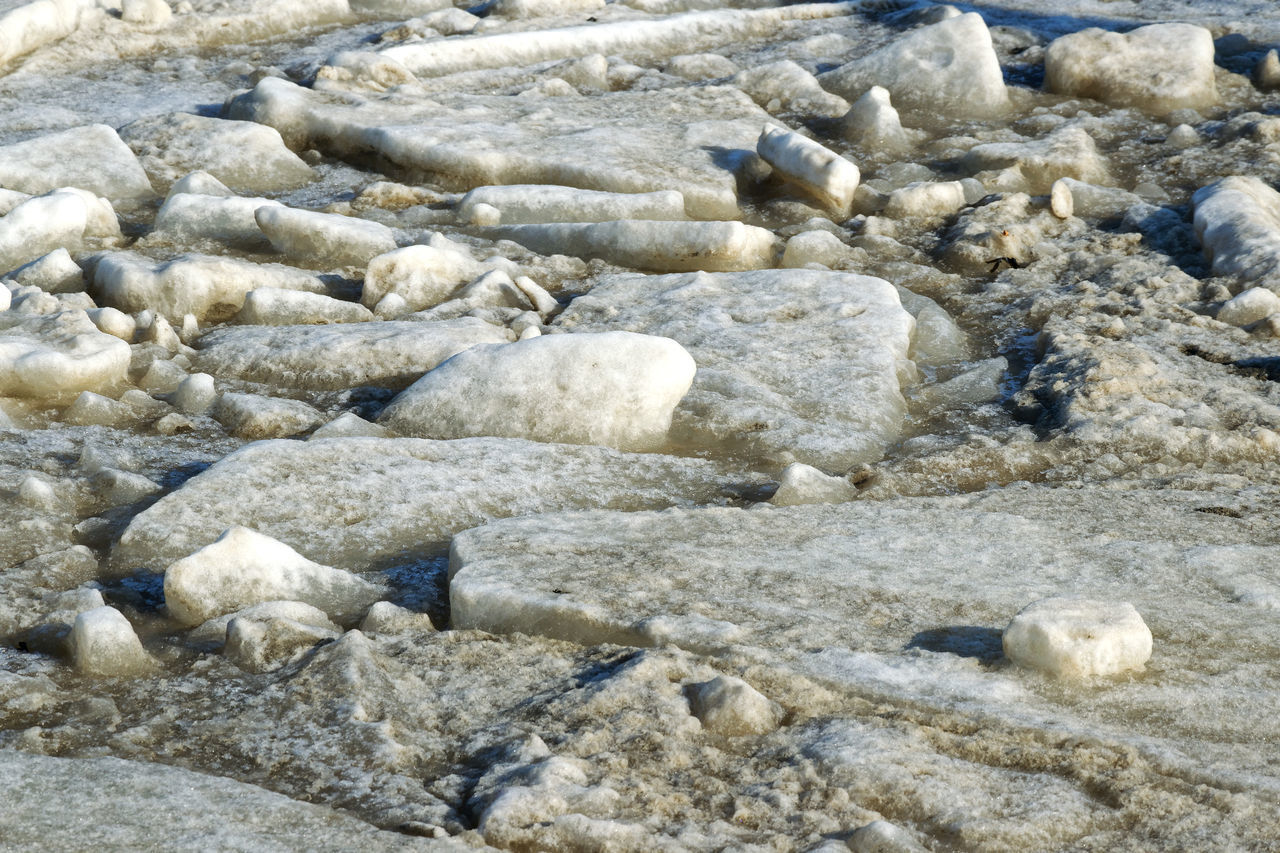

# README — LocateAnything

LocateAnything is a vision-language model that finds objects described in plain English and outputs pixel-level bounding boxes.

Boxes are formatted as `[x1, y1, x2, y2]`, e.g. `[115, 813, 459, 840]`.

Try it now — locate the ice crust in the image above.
[556, 269, 916, 468]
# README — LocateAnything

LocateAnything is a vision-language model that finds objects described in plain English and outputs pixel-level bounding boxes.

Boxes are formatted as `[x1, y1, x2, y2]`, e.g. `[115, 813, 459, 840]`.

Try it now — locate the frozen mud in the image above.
[4, 0, 1280, 849]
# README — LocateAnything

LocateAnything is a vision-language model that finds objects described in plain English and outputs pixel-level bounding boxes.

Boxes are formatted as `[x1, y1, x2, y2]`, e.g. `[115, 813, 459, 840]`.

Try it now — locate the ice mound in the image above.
[757, 124, 860, 218]
[1003, 597, 1153, 679]
[840, 86, 919, 152]
[963, 126, 1108, 195]
[731, 60, 850, 118]
[255, 206, 397, 269]
[379, 331, 696, 452]
[196, 318, 512, 390]
[70, 605, 155, 676]
[163, 526, 386, 626]
[1049, 177, 1143, 220]
[0, 751, 461, 851]
[92, 251, 331, 323]
[235, 288, 373, 325]
[1192, 176, 1280, 287]
[490, 220, 778, 273]
[188, 600, 338, 645]
[0, 124, 154, 201]
[363, 241, 519, 313]
[228, 77, 769, 219]
[883, 180, 974, 220]
[1045, 23, 1218, 114]
[118, 113, 314, 194]
[556, 269, 916, 469]
[456, 185, 686, 225]
[0, 310, 131, 397]
[224, 614, 342, 673]
[819, 13, 1009, 118]
[780, 229, 861, 268]
[152, 193, 280, 247]
[112, 436, 767, 571]
[769, 462, 858, 506]
[686, 675, 780, 736]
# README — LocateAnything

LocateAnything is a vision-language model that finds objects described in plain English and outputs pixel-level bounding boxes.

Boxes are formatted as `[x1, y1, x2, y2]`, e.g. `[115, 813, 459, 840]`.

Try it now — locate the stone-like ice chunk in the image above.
[557, 269, 916, 469]
[490, 220, 778, 272]
[4, 247, 84, 293]
[70, 606, 155, 676]
[118, 112, 314, 194]
[0, 190, 87, 272]
[163, 526, 387, 626]
[0, 310, 131, 398]
[1045, 23, 1218, 113]
[196, 318, 512, 390]
[769, 462, 858, 506]
[380, 331, 696, 451]
[256, 206, 397, 269]
[819, 13, 1009, 118]
[883, 181, 969, 220]
[780, 229, 861, 269]
[1002, 597, 1153, 678]
[456, 185, 686, 225]
[840, 86, 919, 151]
[963, 126, 1108, 195]
[1192, 176, 1280, 287]
[0, 125, 154, 201]
[92, 251, 331, 323]
[363, 241, 516, 312]
[152, 192, 280, 247]
[188, 600, 339, 645]
[1218, 288, 1280, 327]
[757, 124, 859, 218]
[112, 436, 766, 570]
[224, 615, 341, 673]
[731, 60, 849, 117]
[213, 392, 324, 439]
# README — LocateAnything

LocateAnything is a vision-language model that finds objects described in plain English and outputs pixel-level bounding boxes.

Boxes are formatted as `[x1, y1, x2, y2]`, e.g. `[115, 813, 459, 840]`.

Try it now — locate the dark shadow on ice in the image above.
[377, 553, 451, 629]
[906, 626, 1004, 663]
[100, 570, 167, 614]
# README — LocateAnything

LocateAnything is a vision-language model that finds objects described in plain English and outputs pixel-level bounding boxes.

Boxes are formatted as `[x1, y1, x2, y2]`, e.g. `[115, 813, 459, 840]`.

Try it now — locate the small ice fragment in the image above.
[1003, 596, 1153, 678]
[686, 675, 780, 736]
[70, 606, 155, 676]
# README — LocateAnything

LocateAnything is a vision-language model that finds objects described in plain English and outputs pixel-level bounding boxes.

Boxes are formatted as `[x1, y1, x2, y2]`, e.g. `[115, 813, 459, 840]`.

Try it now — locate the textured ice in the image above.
[456, 185, 686, 225]
[255, 205, 398, 269]
[152, 192, 281, 248]
[235, 288, 374, 325]
[212, 391, 324, 439]
[1192, 175, 1280, 287]
[0, 124, 154, 201]
[0, 0, 100, 67]
[963, 126, 1108, 195]
[380, 331, 697, 451]
[0, 309, 131, 397]
[112, 436, 767, 570]
[819, 13, 1009, 118]
[1045, 23, 1219, 113]
[196, 317, 512, 390]
[556, 269, 916, 468]
[363, 241, 519, 313]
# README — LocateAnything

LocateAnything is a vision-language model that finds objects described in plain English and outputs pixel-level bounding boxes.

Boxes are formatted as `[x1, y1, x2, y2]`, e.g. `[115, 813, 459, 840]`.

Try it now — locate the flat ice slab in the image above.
[111, 436, 767, 571]
[228, 77, 772, 220]
[556, 269, 916, 469]
[196, 318, 513, 390]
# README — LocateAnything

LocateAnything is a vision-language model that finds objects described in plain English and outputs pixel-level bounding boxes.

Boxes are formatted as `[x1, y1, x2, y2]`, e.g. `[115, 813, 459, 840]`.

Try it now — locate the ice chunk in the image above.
[456, 185, 686, 225]
[166, 170, 233, 200]
[111, 436, 767, 571]
[152, 193, 280, 247]
[819, 13, 1009, 118]
[361, 600, 436, 634]
[163, 526, 386, 626]
[686, 675, 781, 736]
[490, 0, 602, 18]
[1218, 288, 1280, 327]
[173, 372, 216, 414]
[666, 52, 738, 81]
[840, 86, 919, 151]
[92, 252, 331, 323]
[490, 220, 778, 272]
[757, 124, 859, 218]
[731, 60, 849, 118]
[188, 600, 338, 645]
[0, 310, 131, 398]
[212, 392, 324, 439]
[883, 181, 969, 220]
[380, 331, 696, 451]
[769, 462, 858, 506]
[236, 289, 373, 325]
[0, 125, 154, 201]
[963, 127, 1108, 195]
[310, 412, 390, 440]
[1192, 176, 1280, 287]
[84, 306, 134, 344]
[196, 318, 512, 391]
[1003, 597, 1153, 678]
[380, 3, 866, 76]
[780, 229, 861, 268]
[70, 606, 155, 676]
[848, 821, 925, 853]
[120, 113, 313, 194]
[556, 269, 916, 469]
[1045, 23, 1218, 113]
[363, 242, 516, 312]
[228, 77, 767, 220]
[4, 249, 83, 296]
[0, 190, 88, 272]
[121, 0, 170, 25]
[0, 0, 100, 68]
[256, 206, 397, 269]
[224, 615, 341, 673]
[64, 391, 133, 427]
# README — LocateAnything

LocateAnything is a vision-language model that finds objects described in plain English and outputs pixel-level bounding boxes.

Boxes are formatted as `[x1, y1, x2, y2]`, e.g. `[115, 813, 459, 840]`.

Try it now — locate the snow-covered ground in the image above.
[3, 0, 1280, 849]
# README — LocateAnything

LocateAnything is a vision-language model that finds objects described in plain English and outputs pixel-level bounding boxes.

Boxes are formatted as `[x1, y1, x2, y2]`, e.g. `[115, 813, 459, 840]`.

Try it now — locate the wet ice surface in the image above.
[4, 0, 1280, 849]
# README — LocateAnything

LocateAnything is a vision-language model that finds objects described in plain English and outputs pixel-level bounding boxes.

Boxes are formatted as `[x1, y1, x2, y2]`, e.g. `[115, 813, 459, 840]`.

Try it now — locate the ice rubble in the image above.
[380, 331, 697, 451]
